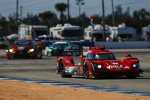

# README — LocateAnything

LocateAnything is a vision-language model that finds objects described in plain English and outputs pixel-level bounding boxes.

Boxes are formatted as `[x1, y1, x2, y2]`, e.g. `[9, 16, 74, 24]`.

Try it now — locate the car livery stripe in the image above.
[0, 77, 150, 96]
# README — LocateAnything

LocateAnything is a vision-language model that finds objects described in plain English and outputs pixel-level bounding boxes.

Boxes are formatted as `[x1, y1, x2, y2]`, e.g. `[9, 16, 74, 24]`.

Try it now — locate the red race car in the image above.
[6, 40, 42, 59]
[56, 47, 143, 79]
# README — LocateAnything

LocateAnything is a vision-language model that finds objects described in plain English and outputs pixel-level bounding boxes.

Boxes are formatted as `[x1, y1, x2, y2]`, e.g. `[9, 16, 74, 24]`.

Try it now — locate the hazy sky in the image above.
[0, 0, 149, 18]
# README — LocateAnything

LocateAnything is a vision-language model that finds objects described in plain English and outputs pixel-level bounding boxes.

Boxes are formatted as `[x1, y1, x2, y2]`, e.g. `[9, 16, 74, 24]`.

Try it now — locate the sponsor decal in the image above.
[107, 65, 123, 69]
[124, 66, 130, 69]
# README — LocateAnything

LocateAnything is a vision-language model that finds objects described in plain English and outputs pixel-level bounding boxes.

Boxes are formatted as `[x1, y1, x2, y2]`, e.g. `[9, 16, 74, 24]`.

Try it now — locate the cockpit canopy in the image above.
[87, 53, 116, 60]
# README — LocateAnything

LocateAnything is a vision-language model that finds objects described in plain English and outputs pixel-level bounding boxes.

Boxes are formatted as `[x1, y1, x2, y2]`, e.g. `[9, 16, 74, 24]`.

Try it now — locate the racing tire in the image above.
[60, 69, 72, 78]
[51, 51, 54, 56]
[84, 64, 89, 79]
[94, 75, 100, 79]
[8, 54, 14, 60]
[36, 51, 42, 59]
[60, 69, 66, 77]
[59, 61, 72, 78]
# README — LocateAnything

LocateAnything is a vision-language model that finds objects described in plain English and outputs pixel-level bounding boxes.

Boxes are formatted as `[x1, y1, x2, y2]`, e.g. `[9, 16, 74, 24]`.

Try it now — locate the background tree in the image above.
[132, 8, 150, 36]
[69, 13, 89, 27]
[92, 14, 102, 25]
[76, 0, 85, 27]
[7, 14, 18, 34]
[39, 11, 58, 27]
[0, 3, 150, 40]
[0, 16, 8, 36]
[133, 8, 150, 26]
[22, 13, 40, 25]
[55, 3, 68, 24]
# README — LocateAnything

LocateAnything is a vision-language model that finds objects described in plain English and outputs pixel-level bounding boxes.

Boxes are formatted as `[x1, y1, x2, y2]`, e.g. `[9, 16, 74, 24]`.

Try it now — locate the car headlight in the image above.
[132, 63, 139, 68]
[92, 63, 102, 69]
[28, 48, 34, 53]
[98, 65, 102, 68]
[9, 49, 14, 53]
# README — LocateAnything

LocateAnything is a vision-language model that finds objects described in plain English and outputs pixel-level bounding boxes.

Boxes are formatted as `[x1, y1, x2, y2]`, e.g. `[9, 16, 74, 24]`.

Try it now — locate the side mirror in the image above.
[125, 54, 132, 58]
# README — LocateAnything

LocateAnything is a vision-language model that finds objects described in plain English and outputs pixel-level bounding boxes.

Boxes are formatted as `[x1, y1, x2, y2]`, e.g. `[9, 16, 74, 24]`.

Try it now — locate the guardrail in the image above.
[94, 41, 150, 49]
[1, 41, 150, 58]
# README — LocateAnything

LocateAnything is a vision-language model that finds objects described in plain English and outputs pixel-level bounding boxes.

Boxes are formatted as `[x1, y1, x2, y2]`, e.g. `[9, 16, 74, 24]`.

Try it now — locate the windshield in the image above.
[52, 43, 68, 49]
[15, 40, 33, 46]
[61, 29, 82, 37]
[87, 53, 116, 60]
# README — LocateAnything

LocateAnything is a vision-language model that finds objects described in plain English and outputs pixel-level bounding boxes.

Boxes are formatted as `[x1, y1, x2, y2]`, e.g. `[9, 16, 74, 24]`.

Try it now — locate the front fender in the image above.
[83, 60, 93, 73]
[123, 57, 140, 69]
[57, 56, 74, 67]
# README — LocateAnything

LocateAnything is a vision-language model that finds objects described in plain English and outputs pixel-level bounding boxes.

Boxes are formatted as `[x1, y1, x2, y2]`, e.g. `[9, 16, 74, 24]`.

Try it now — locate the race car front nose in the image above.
[92, 63, 103, 69]
[106, 64, 123, 70]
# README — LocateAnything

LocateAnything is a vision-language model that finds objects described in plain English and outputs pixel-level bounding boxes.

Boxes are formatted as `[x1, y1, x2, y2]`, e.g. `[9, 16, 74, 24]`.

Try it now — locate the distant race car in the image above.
[45, 41, 81, 56]
[37, 35, 53, 47]
[56, 47, 143, 79]
[6, 40, 42, 59]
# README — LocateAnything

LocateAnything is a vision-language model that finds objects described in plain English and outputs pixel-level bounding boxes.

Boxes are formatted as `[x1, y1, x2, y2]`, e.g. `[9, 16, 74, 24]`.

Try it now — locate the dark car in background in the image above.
[6, 40, 42, 59]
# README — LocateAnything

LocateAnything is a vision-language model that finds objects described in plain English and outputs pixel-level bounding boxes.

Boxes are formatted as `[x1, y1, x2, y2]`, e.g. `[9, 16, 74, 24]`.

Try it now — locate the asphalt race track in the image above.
[0, 53, 150, 93]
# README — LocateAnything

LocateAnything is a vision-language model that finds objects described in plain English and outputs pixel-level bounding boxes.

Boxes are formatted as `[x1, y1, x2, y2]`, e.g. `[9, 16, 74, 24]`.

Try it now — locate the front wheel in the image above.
[60, 68, 72, 78]
[51, 51, 55, 56]
[8, 54, 14, 60]
[36, 51, 42, 59]
[84, 64, 89, 79]
[59, 61, 72, 78]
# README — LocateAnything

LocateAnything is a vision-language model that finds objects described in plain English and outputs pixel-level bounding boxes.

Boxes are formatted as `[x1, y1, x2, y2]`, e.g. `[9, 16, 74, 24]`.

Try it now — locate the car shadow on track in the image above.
[68, 75, 150, 80]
